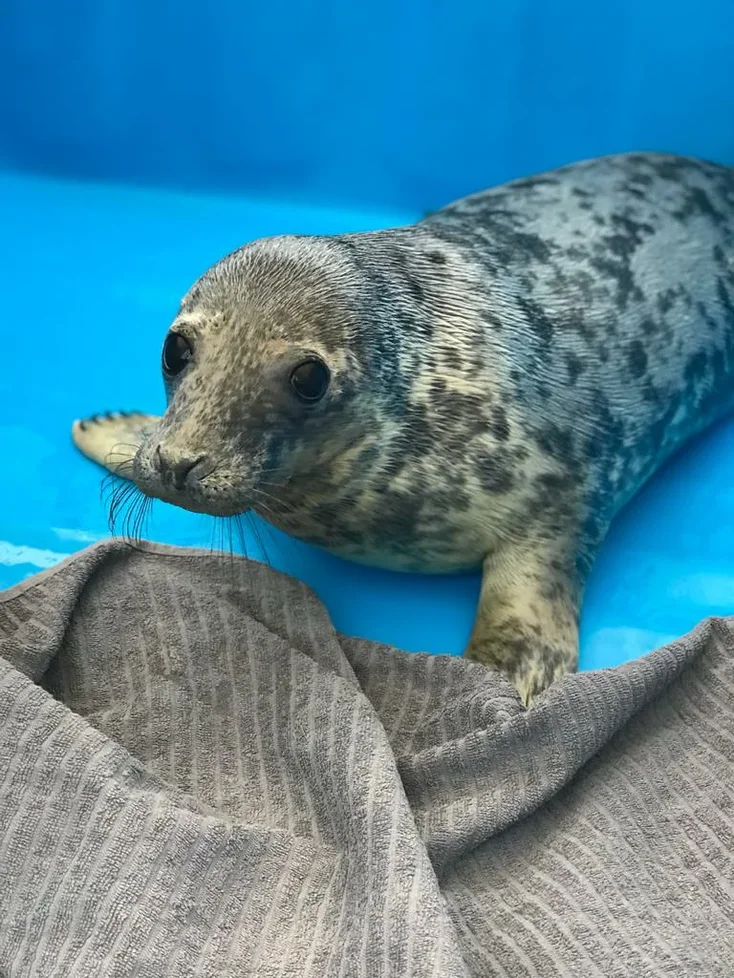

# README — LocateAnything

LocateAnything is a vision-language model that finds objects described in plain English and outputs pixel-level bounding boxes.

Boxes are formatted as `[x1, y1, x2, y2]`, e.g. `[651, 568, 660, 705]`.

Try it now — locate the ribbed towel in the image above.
[1, 540, 732, 976]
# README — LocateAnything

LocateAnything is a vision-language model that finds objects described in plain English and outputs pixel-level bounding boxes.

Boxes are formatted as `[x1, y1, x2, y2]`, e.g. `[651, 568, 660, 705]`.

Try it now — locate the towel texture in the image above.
[1, 540, 732, 976]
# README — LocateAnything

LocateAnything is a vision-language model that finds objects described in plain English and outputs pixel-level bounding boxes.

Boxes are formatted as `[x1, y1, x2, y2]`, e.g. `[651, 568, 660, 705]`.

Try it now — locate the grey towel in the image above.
[1, 541, 733, 977]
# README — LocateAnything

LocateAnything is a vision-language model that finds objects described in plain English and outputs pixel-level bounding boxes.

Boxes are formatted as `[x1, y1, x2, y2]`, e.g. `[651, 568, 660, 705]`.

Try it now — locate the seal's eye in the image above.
[290, 358, 330, 403]
[162, 332, 193, 378]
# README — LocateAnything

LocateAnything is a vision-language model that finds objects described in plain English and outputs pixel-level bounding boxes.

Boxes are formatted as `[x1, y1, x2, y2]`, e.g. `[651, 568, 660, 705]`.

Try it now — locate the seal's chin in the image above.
[135, 481, 247, 519]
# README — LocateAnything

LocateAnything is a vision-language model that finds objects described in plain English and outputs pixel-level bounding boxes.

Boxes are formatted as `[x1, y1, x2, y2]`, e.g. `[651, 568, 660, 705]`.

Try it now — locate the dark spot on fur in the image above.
[517, 296, 554, 346]
[711, 347, 726, 383]
[589, 215, 654, 312]
[368, 489, 422, 544]
[442, 346, 462, 370]
[590, 390, 626, 461]
[492, 226, 555, 265]
[585, 433, 603, 459]
[696, 300, 720, 333]
[490, 405, 510, 441]
[510, 175, 560, 191]
[684, 350, 709, 387]
[426, 250, 447, 265]
[590, 256, 643, 311]
[401, 405, 433, 456]
[627, 339, 648, 378]
[718, 277, 734, 321]
[650, 156, 691, 182]
[625, 170, 653, 188]
[483, 309, 504, 330]
[641, 317, 658, 336]
[642, 377, 660, 404]
[532, 472, 576, 513]
[356, 444, 381, 470]
[674, 187, 725, 226]
[406, 276, 424, 303]
[474, 453, 514, 494]
[566, 352, 585, 384]
[536, 425, 576, 463]
[379, 405, 434, 479]
[657, 290, 676, 315]
[611, 214, 655, 241]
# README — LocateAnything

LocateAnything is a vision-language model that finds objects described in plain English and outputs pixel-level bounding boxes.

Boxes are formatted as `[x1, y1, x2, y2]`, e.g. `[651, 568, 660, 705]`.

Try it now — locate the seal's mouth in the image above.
[127, 435, 254, 518]
[136, 480, 248, 518]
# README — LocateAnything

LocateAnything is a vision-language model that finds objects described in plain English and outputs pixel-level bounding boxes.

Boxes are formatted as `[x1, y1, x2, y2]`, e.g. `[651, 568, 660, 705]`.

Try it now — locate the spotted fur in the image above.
[75, 152, 734, 705]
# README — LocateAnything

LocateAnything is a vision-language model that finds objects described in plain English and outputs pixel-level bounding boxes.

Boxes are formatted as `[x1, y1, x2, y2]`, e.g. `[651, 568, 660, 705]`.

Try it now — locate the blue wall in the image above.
[1, 0, 733, 211]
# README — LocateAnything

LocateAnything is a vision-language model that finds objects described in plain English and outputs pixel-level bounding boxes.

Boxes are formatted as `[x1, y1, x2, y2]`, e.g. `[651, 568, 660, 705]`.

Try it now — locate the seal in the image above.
[72, 152, 734, 703]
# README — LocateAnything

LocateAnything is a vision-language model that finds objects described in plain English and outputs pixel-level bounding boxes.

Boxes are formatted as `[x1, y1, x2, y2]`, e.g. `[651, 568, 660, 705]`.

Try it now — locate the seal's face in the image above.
[133, 237, 371, 525]
[130, 229, 541, 573]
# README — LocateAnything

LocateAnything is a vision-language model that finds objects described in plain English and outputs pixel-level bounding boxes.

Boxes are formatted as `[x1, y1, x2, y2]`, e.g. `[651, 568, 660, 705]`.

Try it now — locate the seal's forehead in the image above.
[175, 235, 360, 348]
[187, 235, 350, 300]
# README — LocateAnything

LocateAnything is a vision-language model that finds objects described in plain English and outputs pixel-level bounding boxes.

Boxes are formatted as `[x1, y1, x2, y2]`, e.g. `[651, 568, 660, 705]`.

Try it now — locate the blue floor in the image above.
[2, 168, 733, 670]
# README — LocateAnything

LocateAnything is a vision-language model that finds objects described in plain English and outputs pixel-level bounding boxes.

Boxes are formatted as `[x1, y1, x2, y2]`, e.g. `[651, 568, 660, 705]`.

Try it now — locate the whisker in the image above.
[251, 487, 301, 520]
[106, 476, 154, 553]
[248, 512, 272, 568]
[249, 492, 298, 566]
[233, 513, 250, 563]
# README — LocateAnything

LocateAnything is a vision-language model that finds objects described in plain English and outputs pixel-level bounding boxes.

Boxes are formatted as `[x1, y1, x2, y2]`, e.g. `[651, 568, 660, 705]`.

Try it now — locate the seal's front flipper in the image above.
[71, 411, 160, 479]
[465, 539, 582, 706]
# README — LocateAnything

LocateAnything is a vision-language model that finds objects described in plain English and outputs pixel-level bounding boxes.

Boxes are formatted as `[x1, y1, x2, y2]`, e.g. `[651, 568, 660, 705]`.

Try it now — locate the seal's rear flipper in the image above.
[71, 411, 160, 479]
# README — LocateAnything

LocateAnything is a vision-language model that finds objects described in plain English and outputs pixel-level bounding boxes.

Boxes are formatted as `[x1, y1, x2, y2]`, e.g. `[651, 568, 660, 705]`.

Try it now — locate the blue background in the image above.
[2, 0, 733, 212]
[1, 0, 733, 669]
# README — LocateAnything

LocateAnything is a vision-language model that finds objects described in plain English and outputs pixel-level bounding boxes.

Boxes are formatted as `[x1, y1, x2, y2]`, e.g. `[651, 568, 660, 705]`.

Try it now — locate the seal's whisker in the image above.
[105, 476, 153, 552]
[249, 491, 298, 565]
[246, 512, 272, 568]
[106, 480, 136, 527]
[254, 480, 293, 492]
[230, 513, 260, 599]
[207, 517, 220, 557]
[105, 441, 140, 454]
[227, 517, 235, 565]
[251, 487, 301, 520]
[260, 516, 290, 567]
[232, 512, 250, 564]
[126, 494, 152, 545]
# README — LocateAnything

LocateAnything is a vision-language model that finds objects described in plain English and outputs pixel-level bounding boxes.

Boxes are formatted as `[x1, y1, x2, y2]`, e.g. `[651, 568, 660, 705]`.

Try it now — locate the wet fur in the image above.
[84, 153, 734, 704]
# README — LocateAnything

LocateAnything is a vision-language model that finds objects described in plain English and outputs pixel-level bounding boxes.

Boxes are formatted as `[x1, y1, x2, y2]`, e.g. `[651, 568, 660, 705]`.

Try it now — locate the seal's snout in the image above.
[154, 445, 209, 492]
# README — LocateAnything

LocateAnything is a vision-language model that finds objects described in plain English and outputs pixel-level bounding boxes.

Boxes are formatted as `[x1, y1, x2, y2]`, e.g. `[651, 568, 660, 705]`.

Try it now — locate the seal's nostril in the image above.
[170, 454, 208, 491]
[156, 447, 208, 492]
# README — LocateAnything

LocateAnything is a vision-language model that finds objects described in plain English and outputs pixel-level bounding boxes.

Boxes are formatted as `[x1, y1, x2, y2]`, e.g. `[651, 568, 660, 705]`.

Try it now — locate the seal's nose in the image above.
[155, 445, 208, 491]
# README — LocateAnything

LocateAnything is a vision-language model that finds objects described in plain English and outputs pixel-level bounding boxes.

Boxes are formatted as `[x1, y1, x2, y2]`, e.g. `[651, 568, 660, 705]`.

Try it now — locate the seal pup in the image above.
[72, 152, 734, 703]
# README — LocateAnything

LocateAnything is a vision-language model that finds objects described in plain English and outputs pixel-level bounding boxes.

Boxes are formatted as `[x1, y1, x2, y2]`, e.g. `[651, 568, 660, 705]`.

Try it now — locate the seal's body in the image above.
[73, 153, 734, 702]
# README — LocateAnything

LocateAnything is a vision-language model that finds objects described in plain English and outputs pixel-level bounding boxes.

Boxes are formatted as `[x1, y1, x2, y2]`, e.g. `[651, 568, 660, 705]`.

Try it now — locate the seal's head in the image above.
[131, 229, 520, 572]
[133, 231, 454, 566]
[134, 236, 374, 513]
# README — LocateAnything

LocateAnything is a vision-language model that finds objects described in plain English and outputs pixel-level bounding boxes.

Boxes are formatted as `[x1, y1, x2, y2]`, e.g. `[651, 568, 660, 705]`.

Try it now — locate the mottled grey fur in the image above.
[101, 153, 734, 702]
